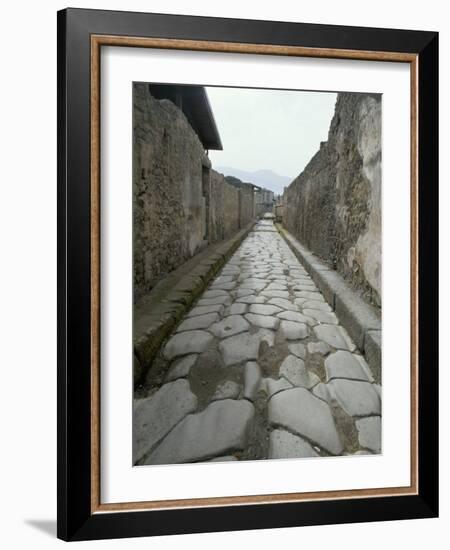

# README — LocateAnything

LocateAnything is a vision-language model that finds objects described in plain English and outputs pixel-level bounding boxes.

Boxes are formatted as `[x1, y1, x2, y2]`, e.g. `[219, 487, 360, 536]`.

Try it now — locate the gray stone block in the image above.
[269, 429, 319, 459]
[145, 399, 255, 464]
[335, 291, 381, 350]
[324, 350, 372, 382]
[133, 379, 198, 463]
[209, 315, 250, 338]
[328, 379, 381, 417]
[309, 269, 345, 308]
[355, 416, 381, 453]
[279, 355, 319, 388]
[163, 330, 214, 360]
[219, 330, 275, 366]
[268, 387, 343, 455]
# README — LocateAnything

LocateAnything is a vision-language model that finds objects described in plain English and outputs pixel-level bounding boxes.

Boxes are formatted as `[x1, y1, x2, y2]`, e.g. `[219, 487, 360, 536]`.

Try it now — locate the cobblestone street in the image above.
[134, 216, 382, 465]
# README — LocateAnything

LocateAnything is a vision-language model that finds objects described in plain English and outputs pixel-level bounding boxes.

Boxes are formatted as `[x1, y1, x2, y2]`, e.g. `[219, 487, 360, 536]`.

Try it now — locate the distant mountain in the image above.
[215, 167, 293, 196]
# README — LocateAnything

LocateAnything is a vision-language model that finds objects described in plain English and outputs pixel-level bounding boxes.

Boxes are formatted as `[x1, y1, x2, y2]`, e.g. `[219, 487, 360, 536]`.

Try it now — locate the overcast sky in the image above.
[207, 86, 337, 180]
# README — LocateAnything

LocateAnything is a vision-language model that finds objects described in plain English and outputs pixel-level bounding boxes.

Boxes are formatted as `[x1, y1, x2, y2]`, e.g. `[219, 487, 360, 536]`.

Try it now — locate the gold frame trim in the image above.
[90, 35, 419, 514]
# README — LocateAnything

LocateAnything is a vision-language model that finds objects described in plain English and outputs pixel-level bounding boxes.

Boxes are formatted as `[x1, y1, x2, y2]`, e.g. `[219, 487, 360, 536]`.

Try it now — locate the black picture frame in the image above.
[57, 7, 438, 541]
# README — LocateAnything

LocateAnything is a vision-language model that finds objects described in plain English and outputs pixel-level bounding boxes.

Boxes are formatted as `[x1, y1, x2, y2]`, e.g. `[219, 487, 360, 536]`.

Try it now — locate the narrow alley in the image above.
[134, 215, 382, 465]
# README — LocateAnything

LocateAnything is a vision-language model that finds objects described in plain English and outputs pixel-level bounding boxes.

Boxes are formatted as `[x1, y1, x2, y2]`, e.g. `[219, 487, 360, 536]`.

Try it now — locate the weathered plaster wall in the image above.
[133, 83, 207, 301]
[283, 93, 382, 307]
[133, 84, 257, 301]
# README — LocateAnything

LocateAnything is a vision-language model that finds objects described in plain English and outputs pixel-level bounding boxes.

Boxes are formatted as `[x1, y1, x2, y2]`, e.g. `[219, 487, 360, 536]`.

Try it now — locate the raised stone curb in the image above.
[134, 221, 255, 385]
[276, 224, 381, 382]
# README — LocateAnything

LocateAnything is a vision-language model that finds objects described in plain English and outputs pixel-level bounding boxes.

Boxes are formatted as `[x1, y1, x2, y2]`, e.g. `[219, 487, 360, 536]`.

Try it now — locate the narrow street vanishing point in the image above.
[134, 215, 382, 466]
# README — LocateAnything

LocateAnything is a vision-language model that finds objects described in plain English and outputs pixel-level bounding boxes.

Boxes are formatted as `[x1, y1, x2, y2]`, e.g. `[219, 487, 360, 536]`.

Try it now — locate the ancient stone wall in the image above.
[209, 171, 256, 239]
[208, 169, 225, 242]
[222, 178, 241, 236]
[133, 83, 206, 301]
[240, 184, 256, 226]
[134, 84, 257, 301]
[209, 170, 241, 242]
[283, 93, 382, 307]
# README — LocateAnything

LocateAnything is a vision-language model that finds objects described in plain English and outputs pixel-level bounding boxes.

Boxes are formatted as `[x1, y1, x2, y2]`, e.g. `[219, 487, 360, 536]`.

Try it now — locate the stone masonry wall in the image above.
[283, 93, 382, 307]
[209, 169, 240, 242]
[240, 184, 255, 227]
[209, 170, 255, 243]
[134, 83, 206, 301]
[134, 84, 256, 301]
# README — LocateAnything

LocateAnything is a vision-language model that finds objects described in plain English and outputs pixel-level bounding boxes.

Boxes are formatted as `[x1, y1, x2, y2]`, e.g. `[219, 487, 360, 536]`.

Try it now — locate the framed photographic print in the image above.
[57, 8, 439, 541]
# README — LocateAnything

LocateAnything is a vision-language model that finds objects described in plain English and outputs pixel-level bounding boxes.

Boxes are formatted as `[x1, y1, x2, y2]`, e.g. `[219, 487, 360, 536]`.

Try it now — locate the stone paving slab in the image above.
[261, 290, 290, 299]
[295, 290, 325, 301]
[328, 379, 381, 416]
[355, 416, 382, 453]
[308, 341, 331, 356]
[235, 288, 255, 298]
[197, 296, 232, 307]
[280, 320, 309, 340]
[303, 300, 333, 312]
[176, 312, 219, 332]
[264, 377, 293, 398]
[134, 379, 198, 463]
[279, 355, 320, 388]
[269, 428, 319, 459]
[249, 304, 282, 316]
[219, 329, 275, 366]
[304, 308, 339, 325]
[312, 382, 331, 403]
[209, 315, 250, 338]
[266, 283, 288, 291]
[186, 304, 224, 318]
[165, 354, 198, 382]
[278, 310, 316, 326]
[227, 303, 248, 315]
[313, 324, 356, 351]
[335, 291, 381, 350]
[145, 399, 255, 464]
[288, 342, 307, 359]
[245, 312, 280, 330]
[268, 387, 343, 455]
[324, 350, 372, 382]
[268, 298, 299, 311]
[163, 330, 214, 360]
[236, 295, 266, 304]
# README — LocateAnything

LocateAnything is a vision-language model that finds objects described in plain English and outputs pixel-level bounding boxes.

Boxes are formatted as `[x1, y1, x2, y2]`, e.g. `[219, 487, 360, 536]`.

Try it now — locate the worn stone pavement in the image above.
[134, 216, 382, 465]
